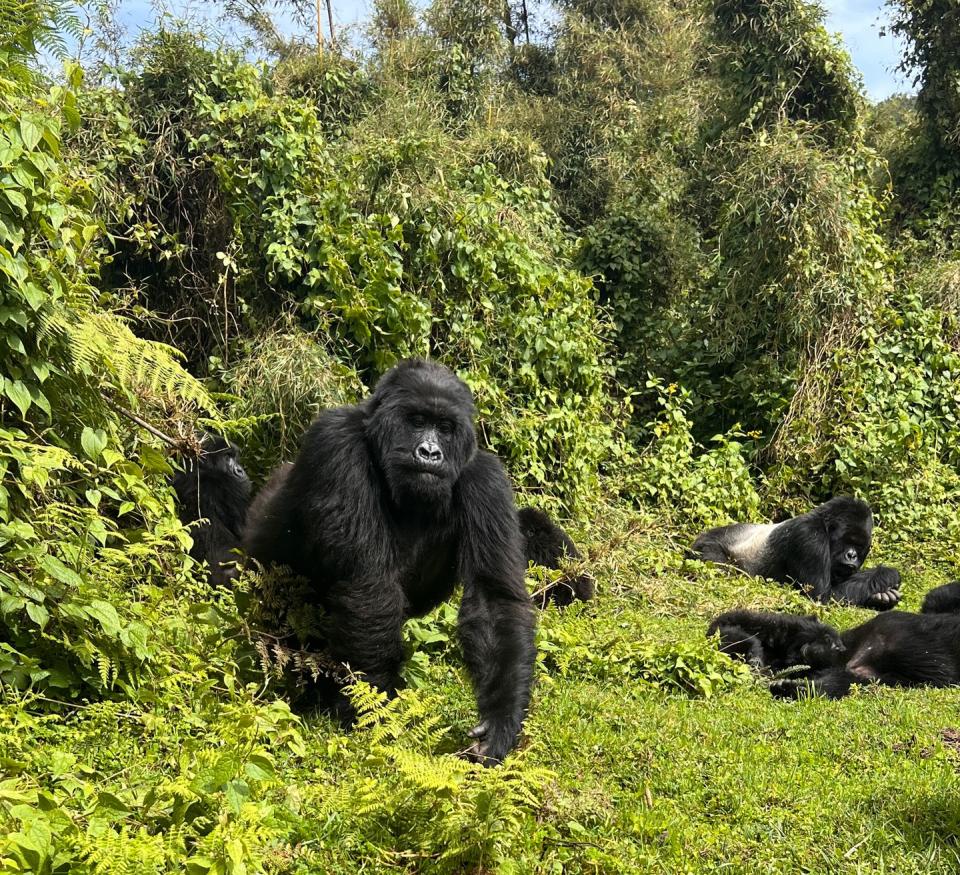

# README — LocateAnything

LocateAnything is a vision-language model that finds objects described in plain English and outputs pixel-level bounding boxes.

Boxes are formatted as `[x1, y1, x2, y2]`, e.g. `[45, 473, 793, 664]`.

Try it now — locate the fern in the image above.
[38, 308, 216, 414]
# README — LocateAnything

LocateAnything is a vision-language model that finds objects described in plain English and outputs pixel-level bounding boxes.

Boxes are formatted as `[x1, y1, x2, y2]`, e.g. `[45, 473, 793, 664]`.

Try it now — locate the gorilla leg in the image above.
[323, 578, 408, 721]
[458, 582, 535, 765]
[770, 667, 857, 700]
[711, 622, 765, 667]
[922, 581, 960, 614]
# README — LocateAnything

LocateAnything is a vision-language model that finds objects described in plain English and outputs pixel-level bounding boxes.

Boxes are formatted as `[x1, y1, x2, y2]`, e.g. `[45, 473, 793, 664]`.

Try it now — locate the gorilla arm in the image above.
[455, 452, 536, 766]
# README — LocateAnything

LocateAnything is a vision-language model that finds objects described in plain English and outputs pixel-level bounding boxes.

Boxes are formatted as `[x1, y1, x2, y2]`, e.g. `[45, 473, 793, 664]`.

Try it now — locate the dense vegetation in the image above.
[3, 0, 960, 870]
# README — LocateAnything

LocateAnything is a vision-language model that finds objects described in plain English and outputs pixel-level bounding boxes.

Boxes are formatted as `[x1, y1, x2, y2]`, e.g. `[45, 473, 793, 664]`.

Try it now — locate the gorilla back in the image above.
[244, 358, 535, 765]
[691, 497, 900, 609]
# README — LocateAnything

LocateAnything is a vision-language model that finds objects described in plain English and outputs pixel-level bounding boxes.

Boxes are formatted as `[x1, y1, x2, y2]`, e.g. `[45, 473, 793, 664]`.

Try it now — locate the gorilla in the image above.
[243, 359, 536, 766]
[921, 581, 960, 614]
[518, 507, 595, 608]
[769, 610, 960, 699]
[171, 434, 251, 586]
[690, 498, 901, 609]
[707, 609, 845, 672]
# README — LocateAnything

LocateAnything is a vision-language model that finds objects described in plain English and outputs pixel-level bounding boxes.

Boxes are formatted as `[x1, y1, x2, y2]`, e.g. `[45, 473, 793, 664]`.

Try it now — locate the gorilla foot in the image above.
[769, 677, 812, 699]
[864, 588, 901, 611]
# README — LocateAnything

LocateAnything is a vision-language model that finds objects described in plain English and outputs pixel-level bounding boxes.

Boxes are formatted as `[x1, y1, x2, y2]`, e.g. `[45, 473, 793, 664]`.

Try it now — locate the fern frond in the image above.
[39, 308, 215, 413]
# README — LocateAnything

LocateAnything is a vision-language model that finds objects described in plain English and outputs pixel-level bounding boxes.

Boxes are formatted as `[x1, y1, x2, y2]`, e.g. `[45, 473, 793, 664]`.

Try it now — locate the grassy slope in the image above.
[4, 506, 960, 873]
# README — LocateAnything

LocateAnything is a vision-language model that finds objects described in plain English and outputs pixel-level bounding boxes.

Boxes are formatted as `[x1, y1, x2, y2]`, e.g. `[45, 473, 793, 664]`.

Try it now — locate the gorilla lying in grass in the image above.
[708, 601, 960, 699]
[171, 434, 251, 585]
[691, 498, 901, 610]
[707, 609, 845, 672]
[244, 358, 536, 765]
[518, 507, 595, 608]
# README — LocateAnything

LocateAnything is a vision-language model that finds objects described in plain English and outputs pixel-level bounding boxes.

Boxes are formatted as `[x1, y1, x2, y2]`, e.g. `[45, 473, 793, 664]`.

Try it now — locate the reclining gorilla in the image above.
[709, 604, 960, 699]
[518, 507, 595, 608]
[690, 497, 901, 609]
[707, 609, 845, 672]
[171, 434, 251, 586]
[244, 359, 536, 766]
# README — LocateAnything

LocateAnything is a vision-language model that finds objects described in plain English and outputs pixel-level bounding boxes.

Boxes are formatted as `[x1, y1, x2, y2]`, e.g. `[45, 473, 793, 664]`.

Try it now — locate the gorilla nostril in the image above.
[416, 443, 443, 464]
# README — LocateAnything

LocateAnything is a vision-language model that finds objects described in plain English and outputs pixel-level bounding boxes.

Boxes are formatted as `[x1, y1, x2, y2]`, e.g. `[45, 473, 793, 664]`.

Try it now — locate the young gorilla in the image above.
[243, 359, 536, 766]
[518, 507, 595, 608]
[768, 610, 960, 699]
[921, 581, 960, 614]
[707, 609, 845, 672]
[690, 497, 901, 610]
[171, 435, 252, 586]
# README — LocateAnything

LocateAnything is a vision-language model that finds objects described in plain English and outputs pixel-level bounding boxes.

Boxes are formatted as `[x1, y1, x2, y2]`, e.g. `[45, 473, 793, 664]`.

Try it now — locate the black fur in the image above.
[831, 565, 902, 610]
[713, 610, 960, 700]
[921, 581, 960, 614]
[707, 609, 845, 672]
[518, 507, 595, 608]
[691, 498, 900, 609]
[171, 435, 251, 586]
[243, 359, 536, 766]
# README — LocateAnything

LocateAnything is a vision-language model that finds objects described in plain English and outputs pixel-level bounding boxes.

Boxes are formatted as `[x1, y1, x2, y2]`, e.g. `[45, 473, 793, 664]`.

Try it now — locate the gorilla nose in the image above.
[415, 442, 443, 466]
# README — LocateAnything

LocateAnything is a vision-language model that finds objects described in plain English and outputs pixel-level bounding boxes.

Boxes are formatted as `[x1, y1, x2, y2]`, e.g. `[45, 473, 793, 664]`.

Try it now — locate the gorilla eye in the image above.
[437, 420, 454, 435]
[409, 413, 427, 429]
[229, 458, 246, 479]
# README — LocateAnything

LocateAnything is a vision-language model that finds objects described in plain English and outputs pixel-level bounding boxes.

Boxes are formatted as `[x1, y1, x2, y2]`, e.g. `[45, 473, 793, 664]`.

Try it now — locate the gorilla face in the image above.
[828, 524, 872, 583]
[201, 437, 252, 502]
[824, 496, 873, 583]
[366, 360, 478, 509]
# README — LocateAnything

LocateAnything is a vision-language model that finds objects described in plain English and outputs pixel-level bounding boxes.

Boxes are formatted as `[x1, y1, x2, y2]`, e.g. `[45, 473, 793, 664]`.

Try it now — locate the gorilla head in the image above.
[823, 496, 873, 584]
[172, 434, 251, 585]
[364, 359, 478, 510]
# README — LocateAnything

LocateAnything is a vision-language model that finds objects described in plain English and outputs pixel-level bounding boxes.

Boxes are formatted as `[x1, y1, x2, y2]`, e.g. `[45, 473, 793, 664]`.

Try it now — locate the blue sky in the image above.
[107, 0, 912, 102]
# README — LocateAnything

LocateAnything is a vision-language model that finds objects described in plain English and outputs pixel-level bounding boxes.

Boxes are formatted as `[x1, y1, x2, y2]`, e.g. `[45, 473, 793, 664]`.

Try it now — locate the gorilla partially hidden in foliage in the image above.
[244, 359, 536, 765]
[691, 497, 901, 609]
[518, 507, 595, 608]
[171, 435, 251, 586]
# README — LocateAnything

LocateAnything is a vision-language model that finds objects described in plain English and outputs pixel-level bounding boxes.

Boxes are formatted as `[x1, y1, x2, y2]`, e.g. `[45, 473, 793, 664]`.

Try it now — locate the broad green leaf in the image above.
[4, 379, 31, 416]
[80, 427, 108, 461]
[19, 117, 42, 151]
[85, 600, 121, 637]
[39, 555, 83, 588]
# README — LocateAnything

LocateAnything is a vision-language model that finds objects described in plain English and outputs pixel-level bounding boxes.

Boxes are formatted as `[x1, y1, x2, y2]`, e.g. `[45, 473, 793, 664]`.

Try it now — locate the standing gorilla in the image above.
[519, 507, 595, 608]
[171, 434, 251, 586]
[690, 497, 901, 609]
[243, 359, 536, 765]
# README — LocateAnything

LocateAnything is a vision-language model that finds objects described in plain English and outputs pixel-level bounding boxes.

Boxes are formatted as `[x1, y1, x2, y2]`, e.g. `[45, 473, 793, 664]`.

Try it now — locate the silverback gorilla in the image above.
[171, 435, 251, 586]
[518, 507, 595, 608]
[690, 497, 901, 609]
[243, 359, 536, 765]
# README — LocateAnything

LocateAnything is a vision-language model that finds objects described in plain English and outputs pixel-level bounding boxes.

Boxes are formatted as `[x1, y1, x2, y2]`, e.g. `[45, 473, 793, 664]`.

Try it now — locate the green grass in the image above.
[4, 509, 960, 873]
